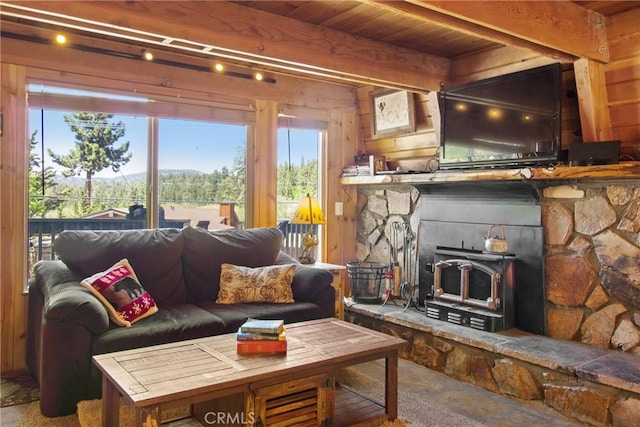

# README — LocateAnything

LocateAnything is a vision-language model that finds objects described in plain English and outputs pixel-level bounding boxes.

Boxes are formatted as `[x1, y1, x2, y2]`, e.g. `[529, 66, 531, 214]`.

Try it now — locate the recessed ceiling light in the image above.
[487, 108, 502, 119]
[142, 49, 154, 61]
[214, 63, 224, 72]
[54, 33, 67, 45]
[254, 72, 263, 81]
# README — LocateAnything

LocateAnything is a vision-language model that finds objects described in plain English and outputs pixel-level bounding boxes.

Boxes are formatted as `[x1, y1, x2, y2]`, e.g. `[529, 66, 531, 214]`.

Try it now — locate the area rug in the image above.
[1, 373, 39, 407]
[16, 402, 80, 427]
[17, 399, 190, 427]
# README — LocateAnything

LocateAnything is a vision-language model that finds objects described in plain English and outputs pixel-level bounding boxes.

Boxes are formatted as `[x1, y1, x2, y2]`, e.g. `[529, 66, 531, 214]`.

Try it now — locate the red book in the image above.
[236, 339, 287, 355]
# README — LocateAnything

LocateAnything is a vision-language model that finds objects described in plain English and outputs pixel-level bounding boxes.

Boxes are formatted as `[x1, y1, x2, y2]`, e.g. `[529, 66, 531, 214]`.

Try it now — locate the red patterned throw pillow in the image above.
[81, 259, 158, 327]
[216, 263, 296, 304]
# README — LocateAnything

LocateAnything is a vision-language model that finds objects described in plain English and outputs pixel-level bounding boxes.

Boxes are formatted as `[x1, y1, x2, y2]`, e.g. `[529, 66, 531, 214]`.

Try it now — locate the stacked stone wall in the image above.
[356, 185, 420, 279]
[542, 183, 640, 355]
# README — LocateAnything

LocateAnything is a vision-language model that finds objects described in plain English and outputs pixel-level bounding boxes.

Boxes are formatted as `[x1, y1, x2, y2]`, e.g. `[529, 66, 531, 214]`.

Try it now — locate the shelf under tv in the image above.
[340, 161, 640, 186]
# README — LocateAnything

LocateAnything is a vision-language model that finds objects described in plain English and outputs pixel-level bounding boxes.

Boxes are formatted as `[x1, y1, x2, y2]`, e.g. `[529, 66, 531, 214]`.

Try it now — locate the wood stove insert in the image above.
[427, 246, 516, 331]
[417, 182, 546, 335]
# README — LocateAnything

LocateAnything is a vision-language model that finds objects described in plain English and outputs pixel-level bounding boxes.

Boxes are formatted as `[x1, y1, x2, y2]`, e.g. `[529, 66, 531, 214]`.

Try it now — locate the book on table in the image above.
[236, 339, 287, 355]
[236, 318, 287, 354]
[239, 318, 285, 334]
[237, 330, 287, 341]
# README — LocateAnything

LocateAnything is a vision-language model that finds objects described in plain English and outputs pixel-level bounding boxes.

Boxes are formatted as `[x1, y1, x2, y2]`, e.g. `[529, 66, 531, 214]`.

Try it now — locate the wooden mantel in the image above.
[340, 161, 640, 186]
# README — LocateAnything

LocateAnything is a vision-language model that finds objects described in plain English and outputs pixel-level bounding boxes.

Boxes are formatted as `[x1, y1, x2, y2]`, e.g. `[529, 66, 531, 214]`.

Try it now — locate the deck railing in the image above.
[277, 220, 318, 258]
[28, 218, 189, 264]
[27, 218, 313, 272]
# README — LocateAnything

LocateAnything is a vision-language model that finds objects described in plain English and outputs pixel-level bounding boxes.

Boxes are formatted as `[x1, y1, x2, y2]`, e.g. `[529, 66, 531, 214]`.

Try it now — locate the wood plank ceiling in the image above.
[231, 1, 501, 59]
[234, 1, 640, 59]
[1, 1, 639, 90]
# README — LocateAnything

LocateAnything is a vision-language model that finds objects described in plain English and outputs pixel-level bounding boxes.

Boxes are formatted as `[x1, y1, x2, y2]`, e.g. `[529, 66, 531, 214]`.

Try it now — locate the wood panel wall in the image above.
[0, 64, 29, 375]
[358, 87, 440, 172]
[605, 8, 640, 158]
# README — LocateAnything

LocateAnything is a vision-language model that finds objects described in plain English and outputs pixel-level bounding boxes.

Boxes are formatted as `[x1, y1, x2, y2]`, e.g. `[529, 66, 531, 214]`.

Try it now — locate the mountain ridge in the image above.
[53, 169, 203, 185]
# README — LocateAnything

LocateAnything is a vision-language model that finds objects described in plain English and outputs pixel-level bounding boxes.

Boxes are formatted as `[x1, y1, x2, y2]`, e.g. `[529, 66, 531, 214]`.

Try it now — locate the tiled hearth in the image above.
[345, 302, 640, 426]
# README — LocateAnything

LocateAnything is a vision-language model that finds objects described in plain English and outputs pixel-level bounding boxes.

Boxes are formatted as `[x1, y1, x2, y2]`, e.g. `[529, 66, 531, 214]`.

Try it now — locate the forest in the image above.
[28, 113, 319, 221]
[31, 160, 319, 221]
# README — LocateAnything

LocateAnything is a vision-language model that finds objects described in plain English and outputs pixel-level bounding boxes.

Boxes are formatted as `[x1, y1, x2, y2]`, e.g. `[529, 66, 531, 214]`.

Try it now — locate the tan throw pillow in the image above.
[217, 263, 296, 304]
[81, 259, 158, 327]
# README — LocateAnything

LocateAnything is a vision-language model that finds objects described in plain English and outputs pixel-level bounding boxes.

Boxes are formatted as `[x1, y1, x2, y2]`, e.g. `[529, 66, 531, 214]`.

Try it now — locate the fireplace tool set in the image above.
[383, 220, 417, 310]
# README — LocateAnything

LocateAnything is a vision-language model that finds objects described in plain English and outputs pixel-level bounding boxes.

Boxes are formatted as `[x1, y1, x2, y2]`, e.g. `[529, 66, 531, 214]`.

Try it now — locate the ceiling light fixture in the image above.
[142, 49, 154, 61]
[487, 108, 503, 120]
[54, 33, 67, 45]
[214, 63, 224, 72]
[1, 30, 276, 84]
[254, 72, 263, 81]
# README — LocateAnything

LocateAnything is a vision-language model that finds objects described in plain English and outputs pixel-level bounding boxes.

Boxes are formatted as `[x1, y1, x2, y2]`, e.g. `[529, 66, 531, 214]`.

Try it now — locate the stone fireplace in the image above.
[355, 179, 640, 354]
[351, 178, 640, 424]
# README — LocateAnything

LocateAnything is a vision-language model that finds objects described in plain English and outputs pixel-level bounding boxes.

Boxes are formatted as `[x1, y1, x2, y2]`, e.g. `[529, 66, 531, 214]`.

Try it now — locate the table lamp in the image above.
[290, 193, 326, 264]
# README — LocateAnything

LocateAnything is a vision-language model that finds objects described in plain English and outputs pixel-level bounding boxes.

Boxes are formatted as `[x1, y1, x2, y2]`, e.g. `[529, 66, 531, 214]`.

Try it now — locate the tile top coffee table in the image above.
[92, 318, 407, 426]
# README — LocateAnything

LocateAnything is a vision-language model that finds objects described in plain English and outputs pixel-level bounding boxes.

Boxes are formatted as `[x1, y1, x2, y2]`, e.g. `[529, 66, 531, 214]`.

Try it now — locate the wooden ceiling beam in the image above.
[573, 58, 614, 142]
[368, 1, 576, 65]
[2, 38, 356, 111]
[401, 0, 609, 63]
[2, 1, 449, 91]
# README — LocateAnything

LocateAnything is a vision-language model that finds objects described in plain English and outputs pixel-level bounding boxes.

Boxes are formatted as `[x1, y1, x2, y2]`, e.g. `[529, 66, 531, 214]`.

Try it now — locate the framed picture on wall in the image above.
[370, 89, 415, 139]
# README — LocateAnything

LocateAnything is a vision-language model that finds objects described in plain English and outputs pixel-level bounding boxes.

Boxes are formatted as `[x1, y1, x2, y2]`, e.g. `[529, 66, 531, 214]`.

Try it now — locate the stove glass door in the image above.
[434, 259, 501, 310]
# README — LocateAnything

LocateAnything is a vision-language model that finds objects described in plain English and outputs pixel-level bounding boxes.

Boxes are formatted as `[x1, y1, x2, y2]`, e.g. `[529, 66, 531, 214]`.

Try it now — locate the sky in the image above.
[28, 104, 319, 179]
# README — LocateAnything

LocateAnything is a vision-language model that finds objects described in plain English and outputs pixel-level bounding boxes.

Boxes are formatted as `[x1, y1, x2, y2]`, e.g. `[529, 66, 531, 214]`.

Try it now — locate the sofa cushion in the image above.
[182, 226, 284, 302]
[194, 301, 326, 333]
[54, 228, 187, 305]
[81, 259, 158, 327]
[92, 304, 226, 354]
[217, 263, 295, 304]
[290, 265, 334, 302]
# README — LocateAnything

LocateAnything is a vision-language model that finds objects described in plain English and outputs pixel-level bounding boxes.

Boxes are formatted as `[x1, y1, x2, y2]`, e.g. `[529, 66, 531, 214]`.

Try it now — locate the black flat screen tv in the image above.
[439, 63, 562, 170]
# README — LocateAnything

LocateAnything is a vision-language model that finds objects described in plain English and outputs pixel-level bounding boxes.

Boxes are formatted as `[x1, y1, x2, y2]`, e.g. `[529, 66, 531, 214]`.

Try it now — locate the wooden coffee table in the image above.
[93, 318, 406, 426]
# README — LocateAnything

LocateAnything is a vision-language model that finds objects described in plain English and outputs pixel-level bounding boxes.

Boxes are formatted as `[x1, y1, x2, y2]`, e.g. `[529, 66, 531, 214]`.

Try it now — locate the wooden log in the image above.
[340, 162, 640, 185]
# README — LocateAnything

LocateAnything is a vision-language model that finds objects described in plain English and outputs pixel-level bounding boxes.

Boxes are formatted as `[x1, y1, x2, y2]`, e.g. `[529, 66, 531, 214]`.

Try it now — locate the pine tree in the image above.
[29, 130, 64, 217]
[48, 112, 131, 214]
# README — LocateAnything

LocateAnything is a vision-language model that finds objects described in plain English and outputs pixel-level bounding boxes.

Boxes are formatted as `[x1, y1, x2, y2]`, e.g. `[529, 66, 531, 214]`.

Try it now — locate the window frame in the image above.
[27, 83, 256, 229]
